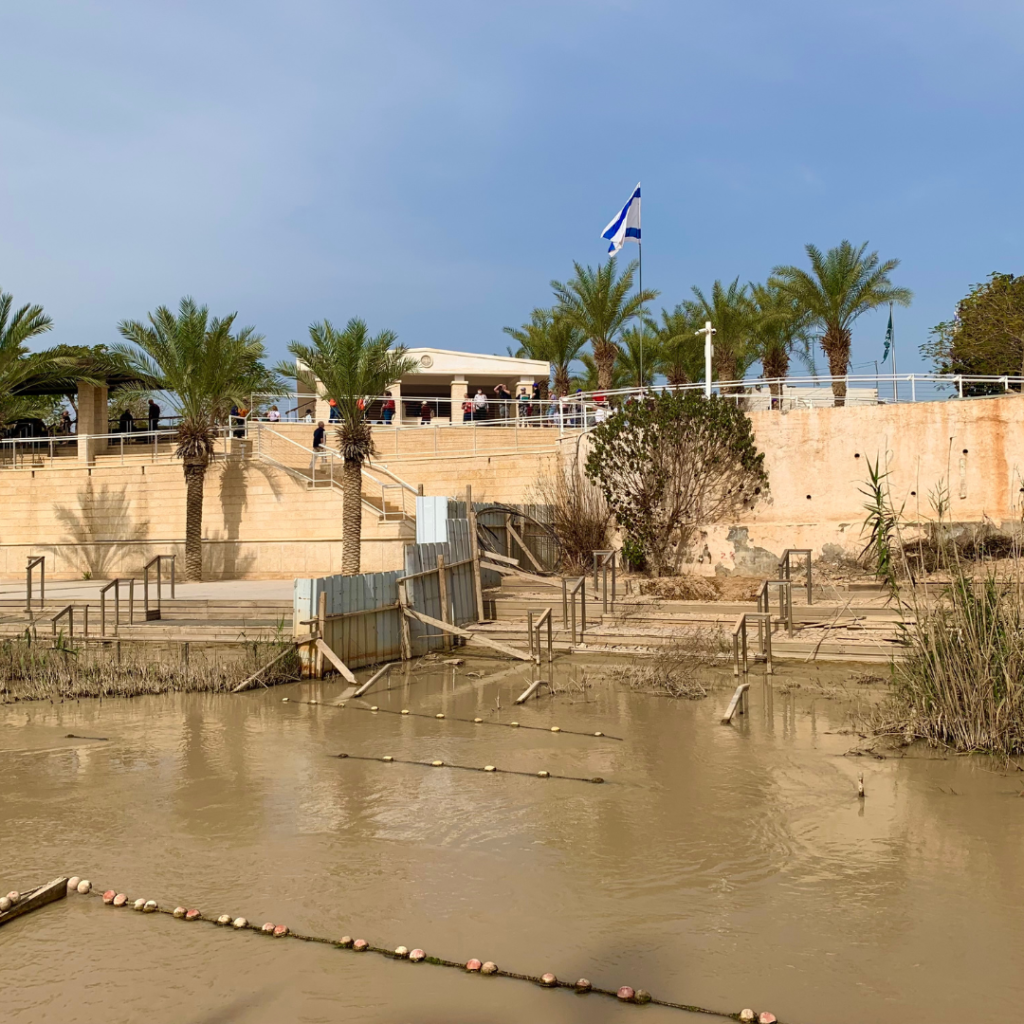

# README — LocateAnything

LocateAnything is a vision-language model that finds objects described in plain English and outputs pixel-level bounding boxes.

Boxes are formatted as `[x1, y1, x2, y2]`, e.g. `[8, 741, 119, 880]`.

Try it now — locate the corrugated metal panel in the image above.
[415, 495, 449, 544]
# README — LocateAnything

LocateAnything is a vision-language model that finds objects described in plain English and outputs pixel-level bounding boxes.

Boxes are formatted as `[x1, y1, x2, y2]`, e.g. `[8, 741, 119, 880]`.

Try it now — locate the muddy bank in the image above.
[2, 656, 1022, 1023]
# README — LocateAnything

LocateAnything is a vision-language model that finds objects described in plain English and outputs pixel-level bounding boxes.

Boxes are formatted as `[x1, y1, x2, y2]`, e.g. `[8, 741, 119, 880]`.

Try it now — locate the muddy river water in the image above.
[2, 657, 1022, 1024]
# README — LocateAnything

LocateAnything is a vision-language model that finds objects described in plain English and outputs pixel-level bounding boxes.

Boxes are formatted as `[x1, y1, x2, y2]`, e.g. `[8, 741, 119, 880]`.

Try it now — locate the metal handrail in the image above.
[757, 579, 794, 637]
[731, 612, 773, 676]
[778, 549, 813, 605]
[25, 556, 45, 615]
[143, 555, 175, 621]
[592, 549, 617, 611]
[100, 578, 135, 636]
[527, 607, 553, 665]
[562, 577, 586, 646]
[50, 604, 83, 638]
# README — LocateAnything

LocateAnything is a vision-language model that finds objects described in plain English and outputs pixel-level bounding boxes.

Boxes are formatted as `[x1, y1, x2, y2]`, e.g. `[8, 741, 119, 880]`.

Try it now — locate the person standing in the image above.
[308, 420, 326, 471]
[382, 395, 395, 424]
[493, 383, 511, 419]
[420, 401, 433, 425]
[462, 395, 473, 423]
[472, 388, 488, 421]
[147, 398, 160, 432]
[267, 405, 281, 422]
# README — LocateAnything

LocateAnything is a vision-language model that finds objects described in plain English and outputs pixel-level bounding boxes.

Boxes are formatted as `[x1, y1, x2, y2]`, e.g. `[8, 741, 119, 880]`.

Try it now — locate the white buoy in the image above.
[431, 760, 444, 767]
[217, 914, 232, 925]
[173, 907, 186, 918]
[233, 917, 248, 929]
[483, 765, 496, 772]
[394, 946, 409, 957]
[133, 899, 146, 911]
[143, 900, 158, 913]
[67, 877, 81, 893]
[77, 880, 92, 895]
[0, 897, 12, 912]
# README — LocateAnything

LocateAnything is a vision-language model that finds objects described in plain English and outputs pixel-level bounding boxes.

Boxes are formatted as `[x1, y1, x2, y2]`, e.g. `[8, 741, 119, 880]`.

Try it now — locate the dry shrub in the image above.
[637, 574, 720, 601]
[534, 459, 612, 575]
[0, 637, 301, 703]
[613, 629, 725, 699]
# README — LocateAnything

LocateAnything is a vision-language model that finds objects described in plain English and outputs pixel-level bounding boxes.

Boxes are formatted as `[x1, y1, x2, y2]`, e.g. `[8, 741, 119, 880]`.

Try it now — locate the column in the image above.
[76, 382, 109, 463]
[450, 378, 468, 425]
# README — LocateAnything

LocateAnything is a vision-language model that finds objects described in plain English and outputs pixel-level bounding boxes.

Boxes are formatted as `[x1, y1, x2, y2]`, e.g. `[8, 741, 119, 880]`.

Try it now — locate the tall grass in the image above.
[533, 458, 612, 575]
[0, 636, 301, 703]
[867, 466, 1024, 755]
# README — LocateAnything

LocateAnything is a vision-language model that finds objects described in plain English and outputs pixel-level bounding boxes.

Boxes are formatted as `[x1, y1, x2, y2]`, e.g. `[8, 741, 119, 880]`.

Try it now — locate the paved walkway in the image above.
[0, 579, 295, 601]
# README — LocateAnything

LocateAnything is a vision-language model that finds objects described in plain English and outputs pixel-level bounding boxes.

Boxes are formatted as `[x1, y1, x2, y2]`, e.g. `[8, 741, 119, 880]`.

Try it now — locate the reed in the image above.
[612, 630, 725, 700]
[0, 636, 301, 703]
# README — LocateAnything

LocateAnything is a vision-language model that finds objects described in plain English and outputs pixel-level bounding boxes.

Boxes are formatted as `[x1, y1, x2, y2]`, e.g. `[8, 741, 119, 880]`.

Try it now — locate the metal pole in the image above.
[528, 610, 535, 662]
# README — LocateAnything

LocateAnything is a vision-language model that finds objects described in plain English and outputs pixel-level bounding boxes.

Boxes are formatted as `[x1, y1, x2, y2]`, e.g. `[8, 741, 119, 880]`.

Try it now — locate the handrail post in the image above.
[528, 610, 535, 662]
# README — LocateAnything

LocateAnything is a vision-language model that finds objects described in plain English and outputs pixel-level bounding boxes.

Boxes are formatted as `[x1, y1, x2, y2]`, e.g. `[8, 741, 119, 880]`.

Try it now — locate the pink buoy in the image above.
[409, 949, 425, 962]
[261, 922, 275, 934]
[618, 986, 635, 1002]
[102, 890, 116, 905]
[466, 959, 482, 972]
[481, 962, 498, 975]
[540, 973, 557, 987]
[185, 909, 202, 921]
[273, 924, 289, 937]
[758, 1014, 777, 1024]
[113, 894, 128, 907]
[575, 978, 592, 993]
[353, 939, 368, 951]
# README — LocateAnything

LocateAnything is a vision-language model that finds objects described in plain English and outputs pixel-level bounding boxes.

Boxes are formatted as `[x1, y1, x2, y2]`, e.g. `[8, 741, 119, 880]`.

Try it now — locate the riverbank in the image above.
[4, 654, 1021, 1023]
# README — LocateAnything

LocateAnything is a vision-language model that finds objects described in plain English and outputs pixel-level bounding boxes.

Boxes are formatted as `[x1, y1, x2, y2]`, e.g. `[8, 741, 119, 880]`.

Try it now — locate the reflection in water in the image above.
[1, 658, 1023, 1024]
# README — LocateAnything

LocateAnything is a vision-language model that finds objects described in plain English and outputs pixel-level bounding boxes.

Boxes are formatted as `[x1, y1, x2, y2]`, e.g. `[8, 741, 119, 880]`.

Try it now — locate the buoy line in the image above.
[335, 752, 606, 784]
[281, 697, 622, 741]
[57, 877, 779, 1022]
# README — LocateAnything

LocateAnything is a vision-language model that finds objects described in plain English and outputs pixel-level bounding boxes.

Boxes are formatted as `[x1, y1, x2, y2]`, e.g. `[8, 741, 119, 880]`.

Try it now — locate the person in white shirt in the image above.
[472, 389, 488, 421]
[267, 405, 280, 423]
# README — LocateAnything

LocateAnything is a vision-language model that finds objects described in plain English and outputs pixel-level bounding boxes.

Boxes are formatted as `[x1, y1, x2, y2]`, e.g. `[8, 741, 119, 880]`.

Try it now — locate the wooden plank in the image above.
[353, 661, 398, 698]
[479, 561, 561, 589]
[506, 518, 545, 573]
[437, 554, 452, 652]
[0, 877, 68, 928]
[402, 607, 533, 661]
[481, 550, 520, 566]
[721, 683, 750, 724]
[232, 644, 297, 692]
[398, 580, 412, 660]
[467, 506, 486, 622]
[315, 638, 357, 683]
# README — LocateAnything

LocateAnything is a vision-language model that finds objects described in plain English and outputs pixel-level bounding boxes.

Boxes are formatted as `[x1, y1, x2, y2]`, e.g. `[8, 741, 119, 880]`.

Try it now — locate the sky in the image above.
[2, 0, 1022, 377]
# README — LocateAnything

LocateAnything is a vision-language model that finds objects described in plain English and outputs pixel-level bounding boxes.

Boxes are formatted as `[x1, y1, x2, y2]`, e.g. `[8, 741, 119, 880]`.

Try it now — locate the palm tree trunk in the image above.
[592, 340, 617, 390]
[554, 365, 571, 396]
[762, 347, 789, 400]
[667, 367, 690, 386]
[183, 458, 207, 581]
[341, 457, 363, 576]
[823, 327, 852, 406]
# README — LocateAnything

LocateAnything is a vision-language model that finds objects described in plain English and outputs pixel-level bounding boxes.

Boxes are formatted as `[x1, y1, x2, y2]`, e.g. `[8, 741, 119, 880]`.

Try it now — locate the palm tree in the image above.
[115, 297, 276, 581]
[748, 282, 813, 400]
[649, 305, 703, 386]
[504, 308, 586, 397]
[771, 241, 913, 405]
[0, 287, 60, 429]
[551, 258, 658, 390]
[683, 278, 757, 387]
[284, 318, 418, 576]
[617, 326, 658, 388]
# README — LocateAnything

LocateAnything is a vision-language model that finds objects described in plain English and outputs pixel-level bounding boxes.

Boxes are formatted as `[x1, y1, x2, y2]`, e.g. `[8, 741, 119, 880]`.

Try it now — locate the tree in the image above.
[772, 241, 912, 405]
[585, 391, 768, 576]
[285, 318, 419, 576]
[683, 278, 757, 387]
[114, 297, 276, 581]
[551, 258, 657, 390]
[504, 308, 586, 396]
[748, 281, 813, 399]
[0, 287, 58, 430]
[649, 305, 703, 386]
[923, 273, 1024, 386]
[616, 326, 658, 389]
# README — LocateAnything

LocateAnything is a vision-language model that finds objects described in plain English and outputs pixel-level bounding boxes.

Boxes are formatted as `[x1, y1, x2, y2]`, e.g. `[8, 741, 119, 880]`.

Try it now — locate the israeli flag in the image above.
[601, 182, 641, 255]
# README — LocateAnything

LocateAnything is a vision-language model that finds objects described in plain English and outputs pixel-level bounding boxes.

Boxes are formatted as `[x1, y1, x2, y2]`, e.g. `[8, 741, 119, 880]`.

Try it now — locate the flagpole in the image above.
[890, 302, 897, 403]
[638, 236, 643, 389]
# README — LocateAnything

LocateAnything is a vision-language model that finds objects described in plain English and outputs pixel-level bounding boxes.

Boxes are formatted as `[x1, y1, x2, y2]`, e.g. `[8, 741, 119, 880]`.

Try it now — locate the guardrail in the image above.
[100, 579, 135, 636]
[778, 549, 813, 605]
[732, 611, 773, 676]
[756, 579, 794, 637]
[142, 555, 175, 621]
[562, 577, 587, 645]
[50, 604, 85, 638]
[25, 556, 45, 615]
[527, 607, 554, 665]
[592, 550, 618, 611]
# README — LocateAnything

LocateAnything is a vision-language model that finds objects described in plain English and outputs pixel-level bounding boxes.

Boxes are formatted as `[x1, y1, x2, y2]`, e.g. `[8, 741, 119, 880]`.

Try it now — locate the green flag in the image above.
[882, 305, 893, 363]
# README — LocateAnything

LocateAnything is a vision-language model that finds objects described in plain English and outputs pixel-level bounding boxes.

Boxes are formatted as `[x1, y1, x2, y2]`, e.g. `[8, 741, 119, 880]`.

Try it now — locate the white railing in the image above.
[0, 425, 249, 471]
[253, 424, 416, 520]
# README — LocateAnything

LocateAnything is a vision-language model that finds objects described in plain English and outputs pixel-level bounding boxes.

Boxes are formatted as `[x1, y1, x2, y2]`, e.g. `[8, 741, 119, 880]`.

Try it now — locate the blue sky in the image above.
[2, 0, 1021, 375]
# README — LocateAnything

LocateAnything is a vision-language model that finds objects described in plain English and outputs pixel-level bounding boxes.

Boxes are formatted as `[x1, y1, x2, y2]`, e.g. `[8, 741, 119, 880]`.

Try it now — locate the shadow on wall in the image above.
[212, 458, 283, 579]
[54, 481, 150, 578]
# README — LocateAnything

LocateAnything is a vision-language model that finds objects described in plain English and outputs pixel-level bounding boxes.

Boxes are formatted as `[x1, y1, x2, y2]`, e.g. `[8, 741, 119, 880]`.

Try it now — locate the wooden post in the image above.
[317, 590, 327, 678]
[397, 580, 412, 660]
[467, 505, 486, 623]
[436, 554, 452, 651]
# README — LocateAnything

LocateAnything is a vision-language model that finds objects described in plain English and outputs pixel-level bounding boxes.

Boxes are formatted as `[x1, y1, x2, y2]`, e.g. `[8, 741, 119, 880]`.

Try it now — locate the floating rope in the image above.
[281, 697, 622, 741]
[60, 878, 778, 1022]
[335, 752, 605, 785]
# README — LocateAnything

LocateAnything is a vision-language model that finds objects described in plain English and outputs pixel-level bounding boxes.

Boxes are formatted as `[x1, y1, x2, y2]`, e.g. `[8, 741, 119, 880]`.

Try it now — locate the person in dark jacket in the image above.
[148, 398, 160, 432]
[308, 421, 326, 471]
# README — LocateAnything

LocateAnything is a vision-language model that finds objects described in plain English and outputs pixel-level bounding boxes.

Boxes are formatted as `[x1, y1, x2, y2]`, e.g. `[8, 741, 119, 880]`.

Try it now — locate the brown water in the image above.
[1, 657, 1021, 1024]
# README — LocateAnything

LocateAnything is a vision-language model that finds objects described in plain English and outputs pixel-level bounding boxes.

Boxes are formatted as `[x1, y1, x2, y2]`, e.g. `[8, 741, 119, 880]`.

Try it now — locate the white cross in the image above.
[694, 320, 716, 397]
